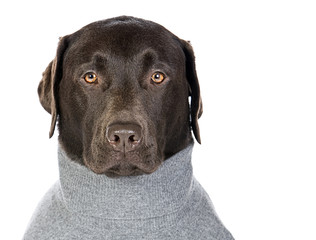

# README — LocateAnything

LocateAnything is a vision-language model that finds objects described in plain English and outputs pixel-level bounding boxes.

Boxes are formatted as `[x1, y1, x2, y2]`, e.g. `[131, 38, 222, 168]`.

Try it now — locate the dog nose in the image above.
[106, 123, 142, 152]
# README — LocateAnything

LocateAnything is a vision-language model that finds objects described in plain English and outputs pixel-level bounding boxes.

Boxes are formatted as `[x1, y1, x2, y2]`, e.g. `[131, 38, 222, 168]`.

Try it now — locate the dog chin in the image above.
[86, 160, 160, 177]
[103, 167, 152, 178]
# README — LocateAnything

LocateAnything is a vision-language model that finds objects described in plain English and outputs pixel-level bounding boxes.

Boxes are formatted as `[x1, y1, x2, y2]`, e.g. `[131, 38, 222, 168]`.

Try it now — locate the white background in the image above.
[0, 0, 315, 239]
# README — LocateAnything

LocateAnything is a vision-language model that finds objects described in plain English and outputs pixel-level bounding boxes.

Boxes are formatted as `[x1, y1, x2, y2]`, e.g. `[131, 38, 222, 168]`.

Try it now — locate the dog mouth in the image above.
[88, 161, 160, 177]
[103, 163, 158, 177]
[84, 149, 162, 177]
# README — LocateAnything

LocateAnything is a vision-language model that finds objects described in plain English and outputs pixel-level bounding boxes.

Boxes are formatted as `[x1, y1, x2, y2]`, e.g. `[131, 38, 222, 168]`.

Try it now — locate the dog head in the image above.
[38, 16, 202, 177]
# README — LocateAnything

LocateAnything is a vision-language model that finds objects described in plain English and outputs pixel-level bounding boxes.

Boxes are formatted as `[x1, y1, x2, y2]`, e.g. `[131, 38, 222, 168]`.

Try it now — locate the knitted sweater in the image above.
[23, 144, 234, 240]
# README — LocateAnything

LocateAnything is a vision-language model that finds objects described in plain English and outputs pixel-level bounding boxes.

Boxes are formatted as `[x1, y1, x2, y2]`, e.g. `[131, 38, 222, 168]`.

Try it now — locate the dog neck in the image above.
[58, 143, 194, 220]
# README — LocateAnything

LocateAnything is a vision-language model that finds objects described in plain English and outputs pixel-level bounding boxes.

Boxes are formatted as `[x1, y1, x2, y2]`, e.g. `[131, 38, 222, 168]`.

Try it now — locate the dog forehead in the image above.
[82, 16, 175, 43]
[66, 17, 182, 60]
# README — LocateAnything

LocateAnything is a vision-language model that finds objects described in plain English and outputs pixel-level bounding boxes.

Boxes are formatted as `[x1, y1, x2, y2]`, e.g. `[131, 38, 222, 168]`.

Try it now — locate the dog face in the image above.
[38, 16, 202, 177]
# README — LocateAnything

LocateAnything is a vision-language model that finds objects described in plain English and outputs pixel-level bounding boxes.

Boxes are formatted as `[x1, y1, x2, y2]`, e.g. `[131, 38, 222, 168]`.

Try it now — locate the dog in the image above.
[24, 16, 234, 240]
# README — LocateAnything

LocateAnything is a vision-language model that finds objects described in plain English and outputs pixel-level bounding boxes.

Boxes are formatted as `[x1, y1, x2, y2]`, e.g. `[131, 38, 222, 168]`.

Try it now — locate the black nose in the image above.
[106, 123, 142, 152]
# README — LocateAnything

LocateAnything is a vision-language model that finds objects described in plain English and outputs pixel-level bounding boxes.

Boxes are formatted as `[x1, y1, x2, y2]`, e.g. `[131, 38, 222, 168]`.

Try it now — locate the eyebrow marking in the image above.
[142, 49, 158, 69]
[92, 53, 108, 67]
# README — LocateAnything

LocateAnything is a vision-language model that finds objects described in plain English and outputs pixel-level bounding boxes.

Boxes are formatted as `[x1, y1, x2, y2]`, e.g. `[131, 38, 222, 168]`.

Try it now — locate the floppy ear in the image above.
[181, 40, 203, 144]
[38, 37, 68, 138]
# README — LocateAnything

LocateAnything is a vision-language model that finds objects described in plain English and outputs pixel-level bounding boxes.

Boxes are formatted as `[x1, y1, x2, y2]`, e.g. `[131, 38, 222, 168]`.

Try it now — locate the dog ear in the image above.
[181, 40, 203, 144]
[38, 37, 68, 138]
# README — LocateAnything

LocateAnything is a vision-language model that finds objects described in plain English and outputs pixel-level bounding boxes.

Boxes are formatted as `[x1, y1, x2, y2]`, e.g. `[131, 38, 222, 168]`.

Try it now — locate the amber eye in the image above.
[84, 72, 98, 83]
[151, 72, 165, 84]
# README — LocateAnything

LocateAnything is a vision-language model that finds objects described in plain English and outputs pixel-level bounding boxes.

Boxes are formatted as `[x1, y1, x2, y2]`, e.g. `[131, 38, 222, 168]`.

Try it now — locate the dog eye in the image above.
[151, 72, 165, 84]
[84, 72, 98, 83]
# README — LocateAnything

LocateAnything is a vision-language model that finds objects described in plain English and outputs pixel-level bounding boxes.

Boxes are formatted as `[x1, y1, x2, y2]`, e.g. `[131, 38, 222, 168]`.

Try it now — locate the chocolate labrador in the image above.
[25, 16, 234, 239]
[38, 16, 202, 176]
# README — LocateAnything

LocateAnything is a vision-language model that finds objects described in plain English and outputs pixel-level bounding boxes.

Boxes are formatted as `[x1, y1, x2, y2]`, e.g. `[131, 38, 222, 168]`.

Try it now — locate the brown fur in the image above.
[38, 16, 202, 177]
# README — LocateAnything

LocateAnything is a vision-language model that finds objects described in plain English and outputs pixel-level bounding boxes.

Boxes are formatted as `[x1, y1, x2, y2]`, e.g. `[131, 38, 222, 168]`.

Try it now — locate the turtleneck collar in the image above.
[58, 144, 195, 220]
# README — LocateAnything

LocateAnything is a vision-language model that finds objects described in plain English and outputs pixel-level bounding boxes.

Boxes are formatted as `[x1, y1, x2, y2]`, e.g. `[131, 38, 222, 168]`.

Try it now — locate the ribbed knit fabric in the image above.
[23, 144, 234, 240]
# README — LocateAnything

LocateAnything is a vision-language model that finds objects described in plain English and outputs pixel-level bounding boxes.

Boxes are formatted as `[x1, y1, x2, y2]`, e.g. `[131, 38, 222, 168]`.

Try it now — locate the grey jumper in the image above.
[24, 144, 234, 240]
